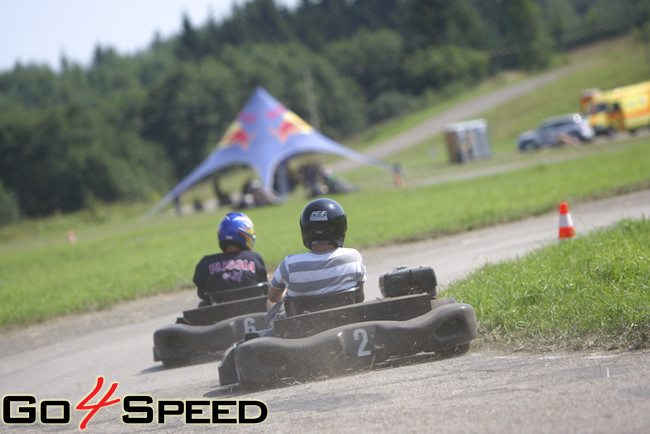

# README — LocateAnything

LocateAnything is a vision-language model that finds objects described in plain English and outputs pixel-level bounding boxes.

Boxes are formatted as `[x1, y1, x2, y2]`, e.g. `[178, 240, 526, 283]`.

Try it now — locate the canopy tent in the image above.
[145, 86, 391, 217]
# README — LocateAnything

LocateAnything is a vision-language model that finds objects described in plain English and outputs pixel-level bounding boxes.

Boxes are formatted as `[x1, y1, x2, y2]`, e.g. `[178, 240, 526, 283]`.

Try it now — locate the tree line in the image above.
[0, 0, 646, 223]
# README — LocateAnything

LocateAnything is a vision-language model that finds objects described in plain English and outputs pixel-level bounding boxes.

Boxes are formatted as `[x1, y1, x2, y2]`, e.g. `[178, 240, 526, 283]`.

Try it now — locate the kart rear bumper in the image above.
[219, 301, 477, 386]
[153, 312, 267, 366]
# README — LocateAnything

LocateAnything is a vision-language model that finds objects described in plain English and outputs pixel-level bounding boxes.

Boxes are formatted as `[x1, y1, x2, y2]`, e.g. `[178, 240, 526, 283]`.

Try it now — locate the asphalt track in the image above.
[1, 190, 648, 433]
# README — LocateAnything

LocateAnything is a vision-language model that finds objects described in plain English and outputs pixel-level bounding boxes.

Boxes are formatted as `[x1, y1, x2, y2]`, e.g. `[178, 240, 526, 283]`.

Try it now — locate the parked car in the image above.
[517, 113, 595, 151]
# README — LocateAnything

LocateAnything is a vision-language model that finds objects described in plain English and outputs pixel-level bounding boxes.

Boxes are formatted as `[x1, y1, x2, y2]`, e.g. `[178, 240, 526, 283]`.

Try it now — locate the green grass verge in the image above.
[447, 219, 649, 352]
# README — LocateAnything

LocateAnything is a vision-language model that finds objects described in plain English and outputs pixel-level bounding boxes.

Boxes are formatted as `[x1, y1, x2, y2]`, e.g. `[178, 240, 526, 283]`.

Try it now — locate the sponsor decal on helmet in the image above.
[310, 211, 328, 221]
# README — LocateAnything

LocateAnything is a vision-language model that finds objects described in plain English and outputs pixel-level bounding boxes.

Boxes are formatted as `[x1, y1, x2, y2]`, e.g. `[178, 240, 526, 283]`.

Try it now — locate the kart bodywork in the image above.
[153, 283, 269, 367]
[218, 267, 477, 387]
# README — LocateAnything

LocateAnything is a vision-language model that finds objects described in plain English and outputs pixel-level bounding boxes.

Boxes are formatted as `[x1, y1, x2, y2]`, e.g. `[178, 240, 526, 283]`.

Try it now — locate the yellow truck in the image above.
[582, 81, 650, 135]
[583, 89, 612, 135]
[580, 88, 602, 114]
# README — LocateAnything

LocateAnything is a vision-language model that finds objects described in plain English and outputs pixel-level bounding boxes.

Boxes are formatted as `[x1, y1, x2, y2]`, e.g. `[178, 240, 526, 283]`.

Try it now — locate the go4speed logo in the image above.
[2, 377, 268, 430]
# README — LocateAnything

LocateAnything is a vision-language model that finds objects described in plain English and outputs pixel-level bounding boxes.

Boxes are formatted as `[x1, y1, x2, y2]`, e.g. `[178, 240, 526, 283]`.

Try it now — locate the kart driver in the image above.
[266, 198, 366, 326]
[193, 212, 268, 306]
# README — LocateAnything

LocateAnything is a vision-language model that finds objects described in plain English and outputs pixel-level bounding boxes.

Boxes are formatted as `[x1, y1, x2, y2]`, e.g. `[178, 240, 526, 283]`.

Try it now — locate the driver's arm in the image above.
[266, 286, 285, 311]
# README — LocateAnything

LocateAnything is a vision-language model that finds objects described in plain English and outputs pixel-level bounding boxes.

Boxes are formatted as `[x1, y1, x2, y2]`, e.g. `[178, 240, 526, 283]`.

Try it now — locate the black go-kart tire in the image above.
[153, 347, 189, 369]
[436, 342, 470, 358]
[162, 358, 190, 369]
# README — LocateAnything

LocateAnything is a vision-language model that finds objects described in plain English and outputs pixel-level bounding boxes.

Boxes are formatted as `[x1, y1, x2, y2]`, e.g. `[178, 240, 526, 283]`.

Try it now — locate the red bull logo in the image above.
[269, 110, 313, 143]
[266, 104, 286, 119]
[238, 112, 257, 124]
[218, 120, 255, 150]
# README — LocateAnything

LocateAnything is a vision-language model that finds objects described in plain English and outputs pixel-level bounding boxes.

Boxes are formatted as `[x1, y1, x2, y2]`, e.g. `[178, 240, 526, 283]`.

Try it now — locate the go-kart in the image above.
[218, 266, 477, 388]
[153, 282, 269, 367]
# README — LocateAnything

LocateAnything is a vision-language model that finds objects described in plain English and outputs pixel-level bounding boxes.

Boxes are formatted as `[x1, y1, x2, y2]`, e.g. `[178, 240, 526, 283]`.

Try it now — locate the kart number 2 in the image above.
[354, 329, 371, 357]
[344, 326, 375, 358]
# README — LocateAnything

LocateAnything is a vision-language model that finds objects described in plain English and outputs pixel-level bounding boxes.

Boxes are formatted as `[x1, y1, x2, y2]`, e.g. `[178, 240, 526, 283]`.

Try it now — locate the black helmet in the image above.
[300, 198, 347, 249]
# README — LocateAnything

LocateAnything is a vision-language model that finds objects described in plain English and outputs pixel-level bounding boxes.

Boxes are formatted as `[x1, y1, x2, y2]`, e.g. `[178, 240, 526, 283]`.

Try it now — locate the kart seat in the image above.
[284, 287, 361, 317]
[205, 282, 269, 304]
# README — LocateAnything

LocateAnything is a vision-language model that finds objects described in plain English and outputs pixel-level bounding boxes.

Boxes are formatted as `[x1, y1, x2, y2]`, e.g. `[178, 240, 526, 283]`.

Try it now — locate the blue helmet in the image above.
[218, 212, 256, 250]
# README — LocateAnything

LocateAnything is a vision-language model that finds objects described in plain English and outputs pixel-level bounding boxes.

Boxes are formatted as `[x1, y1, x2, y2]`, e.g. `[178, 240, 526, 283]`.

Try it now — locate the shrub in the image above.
[0, 181, 20, 225]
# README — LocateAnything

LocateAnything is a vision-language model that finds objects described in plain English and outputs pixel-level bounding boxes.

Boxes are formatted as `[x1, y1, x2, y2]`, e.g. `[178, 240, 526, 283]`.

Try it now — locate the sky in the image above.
[0, 0, 299, 73]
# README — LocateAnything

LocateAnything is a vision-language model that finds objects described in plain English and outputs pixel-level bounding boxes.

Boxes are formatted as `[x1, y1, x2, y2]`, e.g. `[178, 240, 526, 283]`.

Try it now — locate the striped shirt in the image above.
[270, 247, 366, 298]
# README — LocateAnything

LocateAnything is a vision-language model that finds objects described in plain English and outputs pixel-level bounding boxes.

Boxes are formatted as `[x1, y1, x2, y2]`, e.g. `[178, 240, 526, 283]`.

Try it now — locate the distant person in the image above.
[266, 198, 366, 326]
[238, 179, 261, 209]
[212, 177, 232, 207]
[557, 131, 580, 147]
[193, 212, 267, 306]
[174, 197, 182, 216]
[392, 163, 403, 188]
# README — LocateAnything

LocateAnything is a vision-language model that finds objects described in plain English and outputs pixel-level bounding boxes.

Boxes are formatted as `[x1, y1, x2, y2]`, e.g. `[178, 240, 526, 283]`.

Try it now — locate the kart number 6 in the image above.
[244, 317, 258, 333]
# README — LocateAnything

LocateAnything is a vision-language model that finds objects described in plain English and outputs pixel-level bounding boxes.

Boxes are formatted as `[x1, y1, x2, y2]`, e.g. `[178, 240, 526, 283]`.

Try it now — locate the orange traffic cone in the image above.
[558, 202, 575, 239]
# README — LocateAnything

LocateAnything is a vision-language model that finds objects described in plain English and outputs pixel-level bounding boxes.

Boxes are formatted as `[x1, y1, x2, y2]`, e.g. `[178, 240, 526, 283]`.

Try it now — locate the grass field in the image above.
[447, 219, 649, 352]
[0, 35, 648, 351]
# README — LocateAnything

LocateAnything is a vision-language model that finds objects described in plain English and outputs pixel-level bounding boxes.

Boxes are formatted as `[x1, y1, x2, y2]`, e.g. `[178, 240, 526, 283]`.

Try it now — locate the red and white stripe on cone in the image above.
[558, 202, 575, 239]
